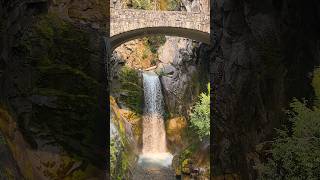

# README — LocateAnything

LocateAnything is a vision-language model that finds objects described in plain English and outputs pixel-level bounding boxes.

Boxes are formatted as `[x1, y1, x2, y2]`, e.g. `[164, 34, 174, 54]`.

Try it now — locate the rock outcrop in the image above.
[165, 116, 187, 151]
[157, 37, 209, 117]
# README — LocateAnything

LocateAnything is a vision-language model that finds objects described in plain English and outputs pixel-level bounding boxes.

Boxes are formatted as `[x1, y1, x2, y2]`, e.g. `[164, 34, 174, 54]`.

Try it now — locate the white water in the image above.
[138, 72, 173, 169]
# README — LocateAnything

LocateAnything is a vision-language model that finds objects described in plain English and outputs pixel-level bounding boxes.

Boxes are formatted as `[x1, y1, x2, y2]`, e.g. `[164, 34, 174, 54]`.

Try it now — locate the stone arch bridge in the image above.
[110, 8, 210, 50]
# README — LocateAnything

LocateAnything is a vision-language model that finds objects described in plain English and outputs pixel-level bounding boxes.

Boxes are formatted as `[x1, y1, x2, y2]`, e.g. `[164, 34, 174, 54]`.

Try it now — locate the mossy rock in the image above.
[32, 88, 100, 126]
[115, 66, 144, 115]
[36, 64, 100, 95]
[110, 96, 138, 179]
[118, 109, 142, 147]
[18, 13, 96, 75]
[181, 158, 191, 174]
[30, 89, 103, 157]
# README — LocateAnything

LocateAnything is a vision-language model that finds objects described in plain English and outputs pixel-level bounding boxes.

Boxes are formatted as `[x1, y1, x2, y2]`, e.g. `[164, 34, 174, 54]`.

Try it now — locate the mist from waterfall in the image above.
[138, 71, 173, 169]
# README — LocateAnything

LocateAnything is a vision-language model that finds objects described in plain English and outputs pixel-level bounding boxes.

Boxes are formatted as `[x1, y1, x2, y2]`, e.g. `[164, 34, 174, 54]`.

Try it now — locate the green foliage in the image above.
[144, 36, 166, 54]
[18, 13, 92, 71]
[180, 143, 197, 162]
[190, 83, 210, 141]
[257, 99, 320, 179]
[142, 49, 148, 59]
[69, 170, 87, 180]
[156, 68, 168, 77]
[110, 138, 118, 178]
[118, 66, 144, 114]
[130, 0, 181, 10]
[166, 0, 181, 10]
[110, 133, 131, 179]
[150, 58, 157, 66]
[131, 0, 153, 10]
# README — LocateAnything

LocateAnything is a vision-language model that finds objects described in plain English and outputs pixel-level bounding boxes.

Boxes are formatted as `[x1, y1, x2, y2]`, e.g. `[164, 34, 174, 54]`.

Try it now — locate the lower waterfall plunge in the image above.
[138, 71, 173, 169]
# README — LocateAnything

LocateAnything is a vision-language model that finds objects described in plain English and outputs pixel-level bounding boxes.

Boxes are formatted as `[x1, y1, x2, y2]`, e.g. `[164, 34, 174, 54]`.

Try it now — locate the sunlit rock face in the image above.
[157, 36, 209, 117]
[165, 117, 187, 151]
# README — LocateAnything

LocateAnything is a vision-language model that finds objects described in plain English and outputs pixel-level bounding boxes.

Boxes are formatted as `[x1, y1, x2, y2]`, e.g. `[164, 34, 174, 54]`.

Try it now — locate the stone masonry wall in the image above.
[110, 8, 210, 36]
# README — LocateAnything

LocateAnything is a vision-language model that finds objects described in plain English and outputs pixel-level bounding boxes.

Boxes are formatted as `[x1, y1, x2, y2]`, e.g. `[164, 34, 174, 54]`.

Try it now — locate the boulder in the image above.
[166, 117, 187, 150]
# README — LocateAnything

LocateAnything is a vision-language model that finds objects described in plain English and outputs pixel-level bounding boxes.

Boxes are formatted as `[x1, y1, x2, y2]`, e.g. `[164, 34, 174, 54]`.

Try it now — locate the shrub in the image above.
[150, 58, 157, 66]
[190, 83, 210, 141]
[110, 138, 118, 178]
[145, 35, 166, 54]
[131, 0, 153, 10]
[257, 99, 320, 179]
[118, 66, 143, 114]
[142, 49, 148, 60]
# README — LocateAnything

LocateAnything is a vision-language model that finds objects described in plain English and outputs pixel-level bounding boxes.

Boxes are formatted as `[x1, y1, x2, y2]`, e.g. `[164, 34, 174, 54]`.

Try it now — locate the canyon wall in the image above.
[0, 0, 108, 179]
[211, 0, 320, 178]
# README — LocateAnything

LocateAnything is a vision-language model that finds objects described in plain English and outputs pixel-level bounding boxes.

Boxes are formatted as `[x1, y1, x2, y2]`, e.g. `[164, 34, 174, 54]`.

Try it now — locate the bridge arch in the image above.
[110, 8, 210, 50]
[110, 27, 210, 50]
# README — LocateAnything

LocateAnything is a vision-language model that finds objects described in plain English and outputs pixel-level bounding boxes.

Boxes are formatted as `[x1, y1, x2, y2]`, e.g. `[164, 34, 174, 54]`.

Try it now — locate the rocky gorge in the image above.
[109, 0, 211, 179]
[0, 0, 320, 179]
[110, 36, 211, 179]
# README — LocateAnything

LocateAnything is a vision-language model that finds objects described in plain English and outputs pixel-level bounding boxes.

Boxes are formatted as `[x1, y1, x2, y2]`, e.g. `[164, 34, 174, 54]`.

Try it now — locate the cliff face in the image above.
[211, 0, 320, 178]
[0, 0, 107, 179]
[158, 37, 209, 117]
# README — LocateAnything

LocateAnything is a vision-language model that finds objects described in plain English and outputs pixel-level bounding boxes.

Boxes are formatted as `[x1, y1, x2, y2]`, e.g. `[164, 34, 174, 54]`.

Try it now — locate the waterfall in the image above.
[138, 71, 173, 169]
[142, 72, 167, 153]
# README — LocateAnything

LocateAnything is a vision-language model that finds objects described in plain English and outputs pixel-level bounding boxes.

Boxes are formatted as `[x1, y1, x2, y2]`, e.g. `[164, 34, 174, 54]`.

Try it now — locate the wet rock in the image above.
[166, 117, 187, 151]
